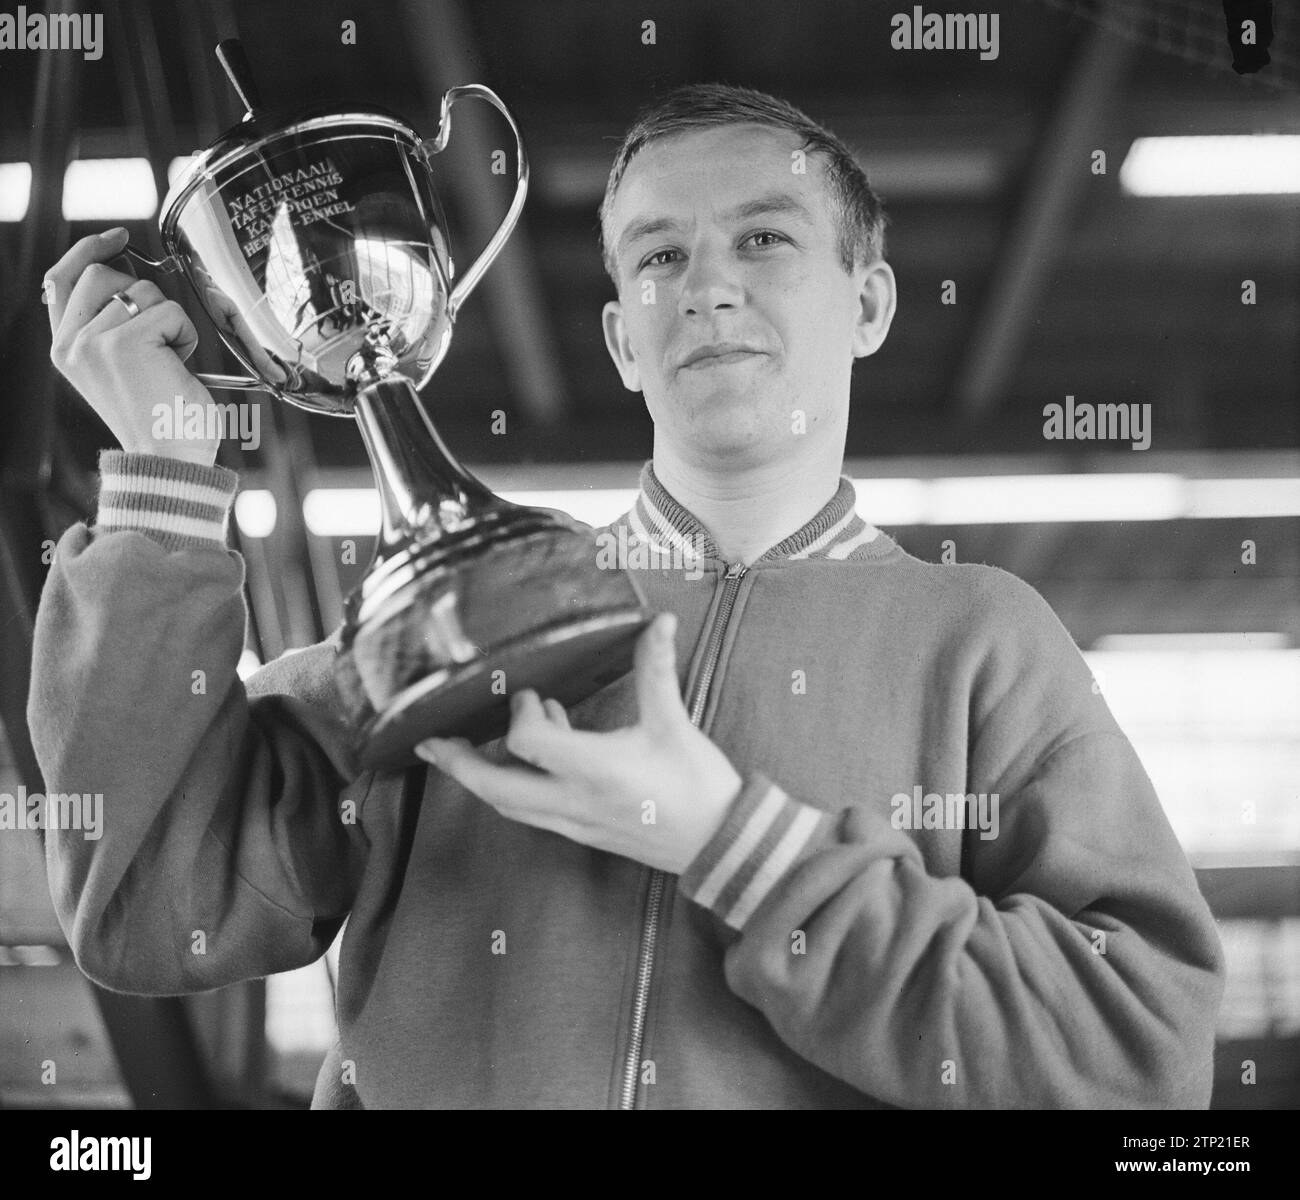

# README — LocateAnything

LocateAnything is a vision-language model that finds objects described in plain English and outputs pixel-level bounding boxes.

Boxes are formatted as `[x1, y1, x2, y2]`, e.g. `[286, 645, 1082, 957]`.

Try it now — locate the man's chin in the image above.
[671, 382, 763, 421]
[648, 386, 791, 460]
[669, 418, 785, 467]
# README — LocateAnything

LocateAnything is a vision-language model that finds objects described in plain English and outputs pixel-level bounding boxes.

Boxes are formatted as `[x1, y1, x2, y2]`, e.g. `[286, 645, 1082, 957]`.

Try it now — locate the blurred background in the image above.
[1, 0, 1297, 1109]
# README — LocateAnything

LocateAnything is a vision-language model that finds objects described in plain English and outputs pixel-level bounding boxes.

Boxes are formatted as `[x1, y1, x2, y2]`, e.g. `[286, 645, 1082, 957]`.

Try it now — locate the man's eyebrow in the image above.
[616, 215, 684, 258]
[721, 193, 816, 224]
[615, 193, 816, 259]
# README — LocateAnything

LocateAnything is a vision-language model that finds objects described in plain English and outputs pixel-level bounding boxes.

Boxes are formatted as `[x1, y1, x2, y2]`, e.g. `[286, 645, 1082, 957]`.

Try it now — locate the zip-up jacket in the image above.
[29, 451, 1225, 1108]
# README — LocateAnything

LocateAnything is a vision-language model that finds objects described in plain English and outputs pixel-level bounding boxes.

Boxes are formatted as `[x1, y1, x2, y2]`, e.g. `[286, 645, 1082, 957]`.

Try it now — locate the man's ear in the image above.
[602, 300, 643, 393]
[851, 260, 897, 359]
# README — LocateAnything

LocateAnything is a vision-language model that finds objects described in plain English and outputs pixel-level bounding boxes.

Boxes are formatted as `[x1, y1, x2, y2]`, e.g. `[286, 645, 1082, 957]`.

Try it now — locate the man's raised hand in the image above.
[45, 227, 220, 466]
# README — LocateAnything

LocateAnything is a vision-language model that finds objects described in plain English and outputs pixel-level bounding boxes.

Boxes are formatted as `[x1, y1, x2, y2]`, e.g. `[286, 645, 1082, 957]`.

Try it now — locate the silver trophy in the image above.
[129, 41, 651, 769]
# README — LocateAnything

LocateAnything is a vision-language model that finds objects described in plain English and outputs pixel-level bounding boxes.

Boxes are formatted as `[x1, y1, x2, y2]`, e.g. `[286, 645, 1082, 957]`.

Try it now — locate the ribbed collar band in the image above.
[627, 459, 891, 565]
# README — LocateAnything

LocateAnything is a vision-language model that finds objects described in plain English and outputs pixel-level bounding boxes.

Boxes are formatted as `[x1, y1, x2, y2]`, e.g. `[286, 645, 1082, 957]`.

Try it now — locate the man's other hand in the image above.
[416, 613, 742, 874]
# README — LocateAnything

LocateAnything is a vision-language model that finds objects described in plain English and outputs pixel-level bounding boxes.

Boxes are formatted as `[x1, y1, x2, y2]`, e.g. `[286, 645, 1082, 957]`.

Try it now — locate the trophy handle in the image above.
[193, 373, 268, 390]
[123, 243, 184, 275]
[421, 84, 529, 322]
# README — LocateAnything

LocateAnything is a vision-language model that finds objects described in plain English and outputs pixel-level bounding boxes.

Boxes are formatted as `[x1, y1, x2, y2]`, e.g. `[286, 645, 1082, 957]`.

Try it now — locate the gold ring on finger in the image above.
[110, 290, 141, 319]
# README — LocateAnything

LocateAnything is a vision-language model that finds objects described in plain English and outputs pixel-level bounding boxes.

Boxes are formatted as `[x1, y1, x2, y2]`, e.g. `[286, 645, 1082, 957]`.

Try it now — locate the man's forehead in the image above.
[611, 123, 831, 241]
[639, 120, 802, 158]
[619, 123, 808, 194]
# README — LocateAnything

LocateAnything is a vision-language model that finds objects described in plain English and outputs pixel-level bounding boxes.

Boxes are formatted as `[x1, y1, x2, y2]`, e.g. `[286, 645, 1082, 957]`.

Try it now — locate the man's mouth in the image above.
[678, 343, 767, 370]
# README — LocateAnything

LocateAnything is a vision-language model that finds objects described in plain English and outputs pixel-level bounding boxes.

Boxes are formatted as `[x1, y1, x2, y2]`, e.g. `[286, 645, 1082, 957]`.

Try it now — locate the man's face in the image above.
[602, 123, 893, 467]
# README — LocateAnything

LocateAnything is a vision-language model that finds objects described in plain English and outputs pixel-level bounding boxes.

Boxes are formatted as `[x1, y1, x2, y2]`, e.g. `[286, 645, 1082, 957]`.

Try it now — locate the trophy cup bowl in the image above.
[138, 43, 653, 769]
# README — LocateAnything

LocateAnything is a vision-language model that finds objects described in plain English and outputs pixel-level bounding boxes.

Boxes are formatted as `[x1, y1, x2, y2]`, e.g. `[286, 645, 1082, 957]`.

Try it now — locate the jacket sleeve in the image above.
[28, 450, 372, 996]
[678, 571, 1225, 1108]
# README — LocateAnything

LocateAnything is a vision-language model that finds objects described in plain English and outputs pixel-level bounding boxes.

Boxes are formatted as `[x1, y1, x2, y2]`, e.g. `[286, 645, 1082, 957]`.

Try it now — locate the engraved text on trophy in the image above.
[225, 157, 357, 258]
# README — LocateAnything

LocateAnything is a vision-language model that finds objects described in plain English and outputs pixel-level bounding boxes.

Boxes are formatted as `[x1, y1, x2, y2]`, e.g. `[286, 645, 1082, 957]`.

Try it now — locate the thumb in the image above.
[133, 300, 199, 361]
[635, 612, 684, 726]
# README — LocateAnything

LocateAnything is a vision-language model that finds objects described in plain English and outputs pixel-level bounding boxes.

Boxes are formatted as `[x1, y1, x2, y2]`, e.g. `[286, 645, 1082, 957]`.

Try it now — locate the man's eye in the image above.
[743, 230, 786, 248]
[641, 248, 681, 269]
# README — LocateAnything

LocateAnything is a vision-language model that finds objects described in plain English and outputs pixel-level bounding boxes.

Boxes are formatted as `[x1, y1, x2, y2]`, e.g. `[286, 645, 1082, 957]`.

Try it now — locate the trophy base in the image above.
[335, 515, 653, 771]
[355, 610, 649, 770]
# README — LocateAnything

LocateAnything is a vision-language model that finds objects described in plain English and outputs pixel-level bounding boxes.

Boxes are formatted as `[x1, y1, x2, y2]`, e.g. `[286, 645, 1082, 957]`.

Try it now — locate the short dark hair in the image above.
[599, 82, 887, 284]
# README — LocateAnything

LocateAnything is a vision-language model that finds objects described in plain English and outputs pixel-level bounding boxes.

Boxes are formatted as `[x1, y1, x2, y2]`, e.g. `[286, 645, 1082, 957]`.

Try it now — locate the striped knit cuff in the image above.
[95, 449, 239, 551]
[679, 773, 835, 931]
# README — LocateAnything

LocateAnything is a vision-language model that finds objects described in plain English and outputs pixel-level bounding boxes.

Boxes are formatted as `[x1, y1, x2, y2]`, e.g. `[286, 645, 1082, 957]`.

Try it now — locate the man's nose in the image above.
[677, 245, 744, 317]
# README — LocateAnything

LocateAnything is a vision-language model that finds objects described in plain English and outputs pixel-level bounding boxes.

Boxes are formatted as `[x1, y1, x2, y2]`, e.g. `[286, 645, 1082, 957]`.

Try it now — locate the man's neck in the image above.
[651, 442, 843, 566]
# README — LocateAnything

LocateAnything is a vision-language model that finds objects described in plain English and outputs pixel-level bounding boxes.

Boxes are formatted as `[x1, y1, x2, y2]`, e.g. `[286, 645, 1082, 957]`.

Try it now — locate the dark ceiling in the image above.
[2, 0, 1297, 473]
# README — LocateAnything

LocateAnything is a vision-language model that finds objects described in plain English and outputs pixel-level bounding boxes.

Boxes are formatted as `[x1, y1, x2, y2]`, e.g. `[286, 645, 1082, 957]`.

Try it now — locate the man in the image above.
[33, 83, 1223, 1108]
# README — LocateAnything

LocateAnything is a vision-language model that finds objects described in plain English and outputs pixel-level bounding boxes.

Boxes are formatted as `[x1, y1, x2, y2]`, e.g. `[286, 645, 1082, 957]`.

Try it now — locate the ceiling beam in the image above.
[399, 0, 569, 427]
[951, 0, 1141, 420]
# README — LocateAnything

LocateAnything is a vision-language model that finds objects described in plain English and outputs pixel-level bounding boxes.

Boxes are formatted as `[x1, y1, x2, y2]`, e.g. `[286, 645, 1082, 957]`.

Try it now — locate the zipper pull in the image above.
[724, 562, 747, 579]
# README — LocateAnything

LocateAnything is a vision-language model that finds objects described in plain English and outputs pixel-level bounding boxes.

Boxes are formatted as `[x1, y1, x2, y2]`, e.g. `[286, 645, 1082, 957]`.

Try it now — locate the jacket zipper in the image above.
[618, 559, 749, 1109]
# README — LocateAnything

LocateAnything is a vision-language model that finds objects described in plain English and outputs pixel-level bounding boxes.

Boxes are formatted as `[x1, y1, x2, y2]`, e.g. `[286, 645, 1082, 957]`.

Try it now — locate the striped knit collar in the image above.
[625, 460, 893, 565]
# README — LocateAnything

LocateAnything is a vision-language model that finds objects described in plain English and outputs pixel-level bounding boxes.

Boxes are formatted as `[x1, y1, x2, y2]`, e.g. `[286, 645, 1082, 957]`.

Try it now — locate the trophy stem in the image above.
[353, 378, 501, 556]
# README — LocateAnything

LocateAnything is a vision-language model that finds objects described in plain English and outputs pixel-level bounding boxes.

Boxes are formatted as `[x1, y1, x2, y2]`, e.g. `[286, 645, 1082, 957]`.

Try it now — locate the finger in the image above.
[44, 227, 130, 336]
[416, 735, 561, 814]
[504, 690, 607, 774]
[634, 612, 684, 726]
[68, 280, 200, 371]
[415, 735, 473, 762]
[542, 698, 570, 728]
[51, 261, 143, 363]
[504, 690, 559, 767]
[110, 298, 200, 363]
[71, 279, 167, 344]
[104, 250, 142, 280]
